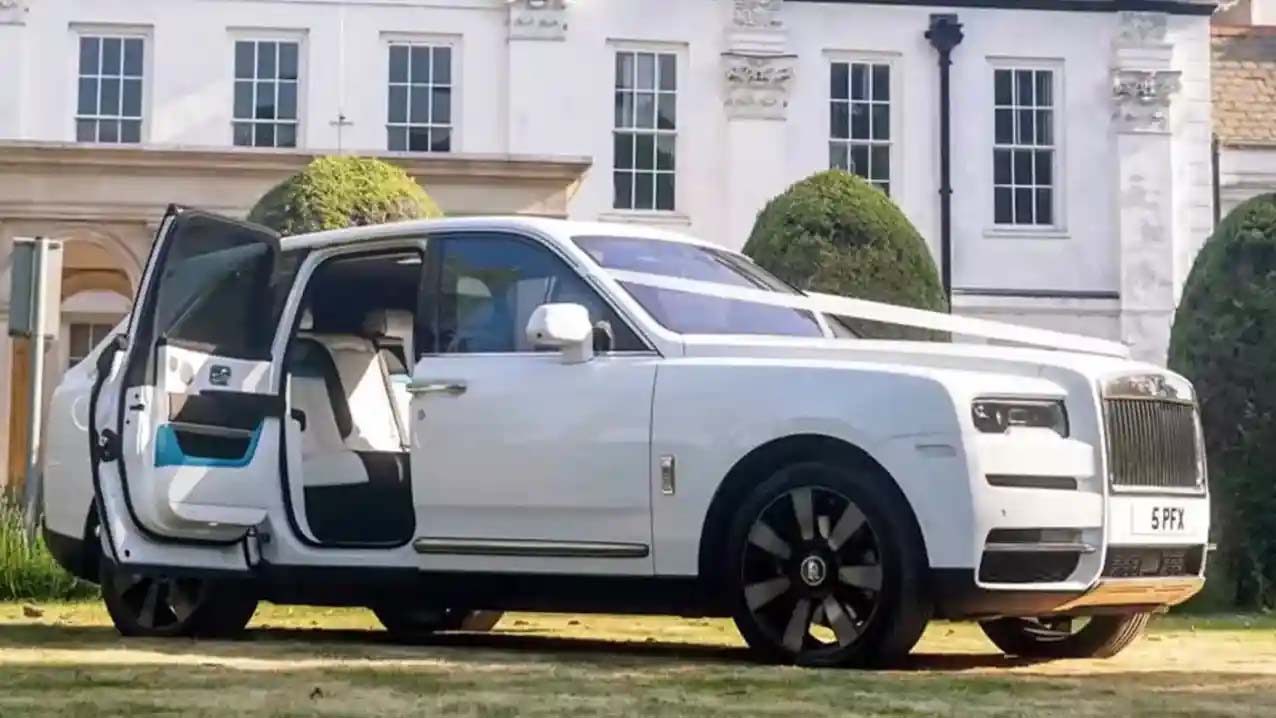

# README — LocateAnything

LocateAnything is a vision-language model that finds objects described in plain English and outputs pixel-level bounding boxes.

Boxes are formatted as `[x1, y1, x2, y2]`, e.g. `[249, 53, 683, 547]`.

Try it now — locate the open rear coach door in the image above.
[93, 206, 284, 545]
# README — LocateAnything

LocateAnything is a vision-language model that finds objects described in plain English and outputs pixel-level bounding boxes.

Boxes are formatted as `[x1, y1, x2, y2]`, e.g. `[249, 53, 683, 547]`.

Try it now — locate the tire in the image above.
[725, 461, 931, 668]
[980, 612, 1151, 659]
[99, 554, 258, 638]
[373, 605, 504, 640]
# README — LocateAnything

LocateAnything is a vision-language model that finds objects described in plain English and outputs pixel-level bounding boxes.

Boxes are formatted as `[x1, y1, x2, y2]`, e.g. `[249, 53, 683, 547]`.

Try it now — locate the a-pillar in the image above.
[1112, 12, 1183, 364]
[720, 1, 794, 250]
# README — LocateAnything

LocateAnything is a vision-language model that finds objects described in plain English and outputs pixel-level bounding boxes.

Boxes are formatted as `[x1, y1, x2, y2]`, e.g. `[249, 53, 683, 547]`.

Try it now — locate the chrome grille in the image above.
[1103, 399, 1202, 491]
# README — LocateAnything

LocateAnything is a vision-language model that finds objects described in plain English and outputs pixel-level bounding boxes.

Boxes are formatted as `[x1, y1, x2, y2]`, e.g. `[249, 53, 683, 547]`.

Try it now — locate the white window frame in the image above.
[987, 58, 1066, 237]
[608, 42, 683, 216]
[825, 50, 903, 197]
[228, 29, 307, 149]
[70, 24, 152, 144]
[382, 32, 461, 154]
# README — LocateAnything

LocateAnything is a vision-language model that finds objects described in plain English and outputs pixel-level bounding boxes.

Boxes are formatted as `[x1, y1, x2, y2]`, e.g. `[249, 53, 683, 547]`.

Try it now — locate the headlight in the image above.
[972, 399, 1069, 437]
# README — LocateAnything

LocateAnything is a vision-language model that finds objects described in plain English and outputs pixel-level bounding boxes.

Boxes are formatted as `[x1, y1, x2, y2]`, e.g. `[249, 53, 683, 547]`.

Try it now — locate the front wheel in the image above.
[980, 613, 1151, 659]
[99, 555, 258, 638]
[725, 461, 931, 668]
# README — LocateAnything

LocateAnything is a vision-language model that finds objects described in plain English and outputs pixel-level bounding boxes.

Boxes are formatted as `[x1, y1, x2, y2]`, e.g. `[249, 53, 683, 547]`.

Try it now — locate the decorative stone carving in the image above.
[1112, 69, 1181, 133]
[1116, 11, 1169, 47]
[732, 0, 783, 30]
[507, 0, 568, 41]
[723, 53, 796, 121]
[0, 0, 29, 25]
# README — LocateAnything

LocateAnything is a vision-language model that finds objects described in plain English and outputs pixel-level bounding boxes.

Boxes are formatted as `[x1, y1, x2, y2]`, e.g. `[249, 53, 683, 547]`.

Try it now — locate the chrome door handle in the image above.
[408, 380, 468, 396]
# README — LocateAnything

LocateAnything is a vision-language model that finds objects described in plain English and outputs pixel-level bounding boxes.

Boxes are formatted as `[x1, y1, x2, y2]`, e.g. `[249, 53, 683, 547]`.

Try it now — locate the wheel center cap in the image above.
[799, 555, 828, 587]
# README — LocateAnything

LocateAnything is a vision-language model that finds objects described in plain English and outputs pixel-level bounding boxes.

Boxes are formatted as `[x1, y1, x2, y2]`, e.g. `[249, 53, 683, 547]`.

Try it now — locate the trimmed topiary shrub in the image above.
[248, 156, 442, 236]
[744, 170, 946, 338]
[1169, 193, 1276, 610]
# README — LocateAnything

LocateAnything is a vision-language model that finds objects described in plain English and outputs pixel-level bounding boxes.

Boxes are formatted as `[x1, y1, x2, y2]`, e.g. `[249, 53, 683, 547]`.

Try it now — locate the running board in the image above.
[413, 537, 650, 559]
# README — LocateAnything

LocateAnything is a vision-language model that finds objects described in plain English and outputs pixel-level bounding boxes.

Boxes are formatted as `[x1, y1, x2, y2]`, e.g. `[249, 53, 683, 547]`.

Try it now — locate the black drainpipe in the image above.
[926, 13, 964, 310]
[1211, 133, 1222, 228]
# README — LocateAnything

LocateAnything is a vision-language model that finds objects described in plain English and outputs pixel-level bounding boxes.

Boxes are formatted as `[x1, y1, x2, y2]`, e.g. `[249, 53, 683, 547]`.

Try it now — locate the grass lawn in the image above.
[0, 603, 1274, 717]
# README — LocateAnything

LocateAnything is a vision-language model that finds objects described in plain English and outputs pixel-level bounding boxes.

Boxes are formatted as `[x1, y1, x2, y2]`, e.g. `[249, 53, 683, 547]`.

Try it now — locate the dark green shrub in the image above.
[1169, 193, 1276, 610]
[744, 170, 946, 339]
[248, 156, 441, 236]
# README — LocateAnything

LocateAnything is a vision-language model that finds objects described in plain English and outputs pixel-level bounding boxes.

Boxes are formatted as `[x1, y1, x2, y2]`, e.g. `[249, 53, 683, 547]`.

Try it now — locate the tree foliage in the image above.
[1169, 193, 1276, 609]
[248, 156, 441, 236]
[744, 170, 946, 338]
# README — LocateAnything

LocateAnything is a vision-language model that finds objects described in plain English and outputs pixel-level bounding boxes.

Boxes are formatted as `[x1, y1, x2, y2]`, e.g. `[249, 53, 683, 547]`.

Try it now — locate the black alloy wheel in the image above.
[980, 612, 1151, 659]
[100, 555, 258, 638]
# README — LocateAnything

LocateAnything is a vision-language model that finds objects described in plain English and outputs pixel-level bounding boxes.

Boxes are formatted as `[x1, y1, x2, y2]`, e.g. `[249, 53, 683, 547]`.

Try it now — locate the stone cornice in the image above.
[0, 142, 591, 182]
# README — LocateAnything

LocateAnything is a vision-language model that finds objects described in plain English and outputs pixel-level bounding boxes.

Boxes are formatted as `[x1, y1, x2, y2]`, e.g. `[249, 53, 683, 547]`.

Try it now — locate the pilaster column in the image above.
[0, 1, 29, 139]
[721, 1, 794, 250]
[505, 0, 570, 155]
[1112, 11, 1181, 364]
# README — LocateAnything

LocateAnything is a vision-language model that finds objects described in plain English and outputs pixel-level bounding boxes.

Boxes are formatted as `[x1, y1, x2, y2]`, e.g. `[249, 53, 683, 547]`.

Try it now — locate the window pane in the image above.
[99, 119, 119, 143]
[258, 41, 277, 78]
[234, 122, 253, 147]
[410, 47, 430, 83]
[614, 91, 633, 128]
[430, 127, 451, 152]
[1035, 70, 1053, 107]
[1015, 188, 1033, 223]
[831, 102, 849, 139]
[387, 126, 407, 151]
[1013, 150, 1033, 185]
[277, 123, 296, 148]
[408, 127, 430, 152]
[656, 134, 675, 171]
[614, 171, 633, 210]
[389, 45, 408, 83]
[995, 109, 1013, 144]
[254, 122, 274, 147]
[831, 63, 848, 100]
[830, 142, 849, 170]
[995, 69, 1012, 106]
[1035, 150, 1053, 185]
[615, 52, 634, 90]
[123, 39, 143, 76]
[76, 119, 96, 142]
[994, 149, 1012, 185]
[870, 145, 890, 181]
[256, 82, 276, 119]
[433, 47, 451, 84]
[850, 145, 869, 179]
[851, 64, 872, 102]
[1018, 109, 1035, 145]
[279, 43, 299, 81]
[122, 79, 142, 117]
[871, 103, 890, 140]
[235, 42, 254, 79]
[656, 173, 675, 211]
[850, 104, 869, 140]
[102, 38, 122, 75]
[1036, 109, 1053, 145]
[1016, 70, 1033, 106]
[658, 53, 676, 91]
[871, 64, 890, 101]
[410, 86, 429, 122]
[635, 93, 655, 129]
[1035, 189, 1053, 225]
[388, 85, 407, 123]
[657, 93, 676, 130]
[77, 78, 97, 115]
[278, 82, 297, 119]
[614, 133, 633, 170]
[121, 120, 141, 143]
[70, 324, 90, 359]
[635, 172, 654, 209]
[994, 187, 1012, 224]
[101, 78, 120, 115]
[637, 53, 656, 90]
[635, 133, 655, 171]
[80, 37, 99, 75]
[432, 87, 451, 124]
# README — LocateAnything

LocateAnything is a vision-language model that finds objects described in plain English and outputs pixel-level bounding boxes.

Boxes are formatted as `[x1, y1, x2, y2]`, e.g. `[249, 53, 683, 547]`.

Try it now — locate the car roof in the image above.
[278, 215, 734, 255]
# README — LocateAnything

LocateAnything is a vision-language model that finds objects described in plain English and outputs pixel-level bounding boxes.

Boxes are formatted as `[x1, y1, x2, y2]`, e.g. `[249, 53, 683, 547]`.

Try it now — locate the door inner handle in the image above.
[408, 380, 468, 396]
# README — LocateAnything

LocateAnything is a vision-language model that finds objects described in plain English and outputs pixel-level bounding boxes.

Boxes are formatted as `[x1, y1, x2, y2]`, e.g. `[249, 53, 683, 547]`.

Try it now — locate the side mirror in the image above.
[526, 303, 594, 364]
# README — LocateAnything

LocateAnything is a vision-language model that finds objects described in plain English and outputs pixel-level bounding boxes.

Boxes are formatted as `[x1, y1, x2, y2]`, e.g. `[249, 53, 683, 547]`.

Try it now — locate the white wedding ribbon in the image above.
[605, 269, 1131, 359]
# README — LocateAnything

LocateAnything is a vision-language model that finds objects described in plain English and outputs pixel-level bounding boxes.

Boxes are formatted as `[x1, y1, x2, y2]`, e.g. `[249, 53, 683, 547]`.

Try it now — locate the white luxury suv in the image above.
[41, 207, 1210, 667]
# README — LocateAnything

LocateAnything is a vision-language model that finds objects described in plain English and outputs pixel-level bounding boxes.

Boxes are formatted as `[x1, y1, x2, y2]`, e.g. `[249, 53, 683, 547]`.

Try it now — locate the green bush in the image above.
[744, 170, 946, 339]
[1169, 193, 1276, 610]
[0, 494, 96, 602]
[248, 156, 442, 236]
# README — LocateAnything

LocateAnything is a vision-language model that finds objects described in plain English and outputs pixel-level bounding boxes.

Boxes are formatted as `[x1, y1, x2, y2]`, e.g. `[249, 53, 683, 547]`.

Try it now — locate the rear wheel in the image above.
[980, 613, 1151, 659]
[725, 461, 930, 667]
[99, 555, 258, 638]
[373, 605, 504, 640]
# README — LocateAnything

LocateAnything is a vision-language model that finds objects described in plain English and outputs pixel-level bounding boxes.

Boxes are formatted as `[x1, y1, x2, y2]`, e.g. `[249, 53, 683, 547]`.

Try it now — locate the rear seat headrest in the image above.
[298, 308, 315, 331]
[363, 309, 414, 337]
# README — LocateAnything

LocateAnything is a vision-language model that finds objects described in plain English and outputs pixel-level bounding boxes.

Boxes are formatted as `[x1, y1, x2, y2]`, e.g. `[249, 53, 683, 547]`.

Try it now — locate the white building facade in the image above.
[0, 0, 1217, 483]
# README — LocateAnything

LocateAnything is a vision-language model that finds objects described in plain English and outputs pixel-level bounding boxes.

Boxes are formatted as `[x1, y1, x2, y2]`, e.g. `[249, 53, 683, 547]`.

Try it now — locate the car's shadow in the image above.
[0, 621, 1039, 671]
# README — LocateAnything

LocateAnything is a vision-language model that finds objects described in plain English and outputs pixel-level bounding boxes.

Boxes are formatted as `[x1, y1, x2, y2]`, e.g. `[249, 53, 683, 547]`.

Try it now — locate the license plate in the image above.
[1132, 504, 1189, 535]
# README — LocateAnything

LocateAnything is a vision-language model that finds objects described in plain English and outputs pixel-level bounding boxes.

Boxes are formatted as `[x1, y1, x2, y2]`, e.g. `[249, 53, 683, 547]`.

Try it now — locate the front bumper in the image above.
[932, 568, 1206, 620]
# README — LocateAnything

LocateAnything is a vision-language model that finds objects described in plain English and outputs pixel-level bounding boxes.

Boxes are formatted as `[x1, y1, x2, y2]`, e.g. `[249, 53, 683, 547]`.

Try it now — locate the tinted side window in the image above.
[425, 234, 644, 355]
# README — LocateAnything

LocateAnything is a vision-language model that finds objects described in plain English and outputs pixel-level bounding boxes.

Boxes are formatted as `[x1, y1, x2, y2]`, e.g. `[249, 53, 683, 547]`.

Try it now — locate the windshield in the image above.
[573, 235, 824, 338]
